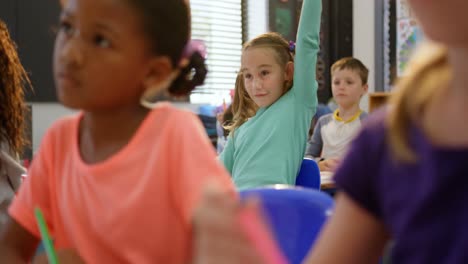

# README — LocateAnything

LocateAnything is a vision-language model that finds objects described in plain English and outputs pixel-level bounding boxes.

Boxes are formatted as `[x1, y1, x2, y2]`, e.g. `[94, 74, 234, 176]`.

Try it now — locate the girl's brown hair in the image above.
[0, 20, 30, 155]
[226, 32, 294, 134]
[224, 73, 258, 133]
[387, 43, 451, 162]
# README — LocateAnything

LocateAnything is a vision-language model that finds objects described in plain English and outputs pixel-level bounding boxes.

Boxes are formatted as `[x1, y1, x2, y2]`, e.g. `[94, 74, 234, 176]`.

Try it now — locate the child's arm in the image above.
[3, 124, 58, 263]
[0, 149, 27, 191]
[318, 158, 339, 172]
[305, 117, 324, 158]
[306, 114, 391, 262]
[192, 183, 264, 264]
[304, 193, 389, 264]
[0, 217, 40, 263]
[33, 249, 84, 264]
[292, 0, 321, 109]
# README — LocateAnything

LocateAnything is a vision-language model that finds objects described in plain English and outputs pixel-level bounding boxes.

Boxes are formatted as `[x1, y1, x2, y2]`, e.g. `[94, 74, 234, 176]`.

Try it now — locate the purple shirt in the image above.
[334, 111, 468, 263]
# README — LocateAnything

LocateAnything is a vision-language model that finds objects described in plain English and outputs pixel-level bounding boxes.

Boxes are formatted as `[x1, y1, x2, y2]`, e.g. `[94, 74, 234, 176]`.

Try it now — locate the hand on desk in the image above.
[318, 158, 340, 172]
[193, 182, 266, 264]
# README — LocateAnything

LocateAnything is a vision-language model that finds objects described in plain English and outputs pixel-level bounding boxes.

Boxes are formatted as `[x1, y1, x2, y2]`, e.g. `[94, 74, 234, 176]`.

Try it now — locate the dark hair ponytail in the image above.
[128, 0, 208, 97]
[169, 51, 207, 96]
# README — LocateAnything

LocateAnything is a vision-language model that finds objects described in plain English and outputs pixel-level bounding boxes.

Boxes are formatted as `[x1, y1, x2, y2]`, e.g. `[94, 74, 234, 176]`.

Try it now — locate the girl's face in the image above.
[408, 0, 468, 46]
[240, 47, 292, 108]
[53, 0, 162, 110]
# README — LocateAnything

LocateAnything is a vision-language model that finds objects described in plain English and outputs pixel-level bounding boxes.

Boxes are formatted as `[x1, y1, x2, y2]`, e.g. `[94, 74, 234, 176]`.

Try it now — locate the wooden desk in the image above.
[320, 182, 336, 190]
[320, 171, 335, 190]
[369, 92, 392, 113]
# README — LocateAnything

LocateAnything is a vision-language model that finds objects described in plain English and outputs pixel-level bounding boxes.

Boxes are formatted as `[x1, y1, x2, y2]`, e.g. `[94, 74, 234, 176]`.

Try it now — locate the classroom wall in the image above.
[21, 0, 378, 153]
[31, 104, 76, 154]
[29, 102, 202, 154]
[353, 0, 375, 112]
[245, 0, 268, 41]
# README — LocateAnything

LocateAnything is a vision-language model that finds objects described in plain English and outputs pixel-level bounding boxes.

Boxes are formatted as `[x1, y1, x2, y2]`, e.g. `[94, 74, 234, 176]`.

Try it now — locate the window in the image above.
[244, 0, 268, 41]
[190, 0, 243, 105]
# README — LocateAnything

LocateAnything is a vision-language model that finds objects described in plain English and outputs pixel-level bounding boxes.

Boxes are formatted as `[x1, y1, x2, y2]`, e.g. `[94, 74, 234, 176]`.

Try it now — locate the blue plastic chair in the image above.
[240, 186, 334, 264]
[295, 158, 320, 189]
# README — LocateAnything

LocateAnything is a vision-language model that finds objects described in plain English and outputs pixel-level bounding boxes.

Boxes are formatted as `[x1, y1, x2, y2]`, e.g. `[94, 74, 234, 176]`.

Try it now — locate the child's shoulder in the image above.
[35, 113, 82, 154]
[317, 113, 334, 124]
[359, 111, 369, 120]
[46, 112, 82, 137]
[147, 102, 205, 135]
[357, 109, 388, 144]
[146, 102, 213, 146]
[149, 102, 199, 123]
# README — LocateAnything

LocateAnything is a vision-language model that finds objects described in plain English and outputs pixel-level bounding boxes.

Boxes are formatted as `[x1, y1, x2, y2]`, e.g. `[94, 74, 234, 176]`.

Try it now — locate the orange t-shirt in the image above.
[9, 103, 234, 263]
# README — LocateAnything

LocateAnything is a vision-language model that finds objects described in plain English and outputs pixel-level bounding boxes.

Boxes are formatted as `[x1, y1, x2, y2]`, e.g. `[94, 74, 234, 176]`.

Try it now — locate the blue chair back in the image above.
[295, 158, 320, 189]
[240, 186, 334, 264]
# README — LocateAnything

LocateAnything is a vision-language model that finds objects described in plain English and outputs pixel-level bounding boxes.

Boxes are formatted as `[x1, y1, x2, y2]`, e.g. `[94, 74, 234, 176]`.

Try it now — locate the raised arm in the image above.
[304, 193, 389, 264]
[293, 0, 322, 109]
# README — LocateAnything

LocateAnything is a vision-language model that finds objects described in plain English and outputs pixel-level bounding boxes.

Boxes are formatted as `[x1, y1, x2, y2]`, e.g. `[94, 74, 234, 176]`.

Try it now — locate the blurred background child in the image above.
[0, 0, 233, 263]
[306, 0, 468, 262]
[305, 57, 369, 172]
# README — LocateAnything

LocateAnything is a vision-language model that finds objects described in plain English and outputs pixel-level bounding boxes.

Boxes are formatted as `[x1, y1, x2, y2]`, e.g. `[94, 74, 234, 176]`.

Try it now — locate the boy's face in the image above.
[331, 68, 368, 109]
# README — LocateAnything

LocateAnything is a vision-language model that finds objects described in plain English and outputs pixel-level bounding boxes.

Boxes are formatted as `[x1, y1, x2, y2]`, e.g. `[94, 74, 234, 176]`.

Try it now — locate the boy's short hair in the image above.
[331, 57, 369, 85]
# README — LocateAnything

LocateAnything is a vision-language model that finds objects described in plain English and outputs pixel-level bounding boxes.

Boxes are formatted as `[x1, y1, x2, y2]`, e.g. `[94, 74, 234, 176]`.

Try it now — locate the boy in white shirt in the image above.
[305, 57, 369, 172]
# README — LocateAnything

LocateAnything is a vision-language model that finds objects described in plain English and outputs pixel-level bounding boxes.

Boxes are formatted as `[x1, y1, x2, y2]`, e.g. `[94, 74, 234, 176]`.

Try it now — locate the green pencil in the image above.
[34, 207, 59, 264]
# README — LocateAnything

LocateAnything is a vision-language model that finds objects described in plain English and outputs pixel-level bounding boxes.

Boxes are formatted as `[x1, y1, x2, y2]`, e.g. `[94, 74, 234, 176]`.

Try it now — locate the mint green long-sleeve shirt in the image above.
[220, 0, 321, 190]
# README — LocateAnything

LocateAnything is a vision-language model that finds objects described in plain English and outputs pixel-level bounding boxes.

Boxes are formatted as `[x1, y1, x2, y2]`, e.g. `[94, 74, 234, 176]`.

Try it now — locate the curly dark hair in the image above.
[126, 0, 206, 96]
[0, 19, 31, 155]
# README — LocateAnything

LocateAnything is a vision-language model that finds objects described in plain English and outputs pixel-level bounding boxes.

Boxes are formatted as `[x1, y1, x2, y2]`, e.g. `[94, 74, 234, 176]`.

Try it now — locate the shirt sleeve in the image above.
[219, 134, 235, 174]
[0, 144, 26, 191]
[169, 112, 236, 227]
[292, 0, 322, 110]
[8, 127, 57, 239]
[305, 117, 324, 157]
[333, 117, 385, 218]
[359, 111, 369, 121]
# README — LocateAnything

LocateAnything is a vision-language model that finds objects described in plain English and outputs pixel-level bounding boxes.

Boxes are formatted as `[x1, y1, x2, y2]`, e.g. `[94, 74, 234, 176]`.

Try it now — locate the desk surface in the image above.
[320, 182, 336, 190]
[320, 171, 336, 190]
